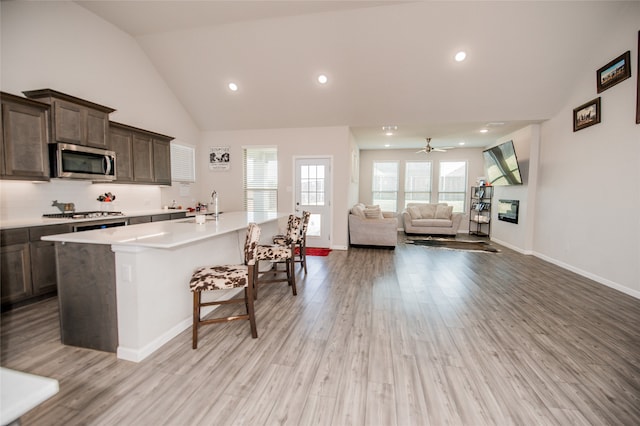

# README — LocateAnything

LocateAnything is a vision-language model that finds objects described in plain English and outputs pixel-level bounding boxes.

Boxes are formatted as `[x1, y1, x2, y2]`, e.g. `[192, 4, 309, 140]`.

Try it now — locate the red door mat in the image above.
[295, 247, 332, 256]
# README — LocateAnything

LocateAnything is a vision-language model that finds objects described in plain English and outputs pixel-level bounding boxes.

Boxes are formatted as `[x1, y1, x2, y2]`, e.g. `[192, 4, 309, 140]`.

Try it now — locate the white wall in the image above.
[489, 125, 540, 254]
[197, 126, 352, 249]
[347, 130, 361, 209]
[0, 1, 200, 219]
[358, 147, 485, 231]
[535, 12, 639, 297]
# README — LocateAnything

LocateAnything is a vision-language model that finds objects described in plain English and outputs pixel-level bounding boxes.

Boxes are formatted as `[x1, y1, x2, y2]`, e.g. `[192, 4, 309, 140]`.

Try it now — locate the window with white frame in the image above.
[372, 161, 399, 212]
[170, 143, 196, 183]
[438, 161, 467, 212]
[404, 161, 431, 207]
[243, 147, 277, 212]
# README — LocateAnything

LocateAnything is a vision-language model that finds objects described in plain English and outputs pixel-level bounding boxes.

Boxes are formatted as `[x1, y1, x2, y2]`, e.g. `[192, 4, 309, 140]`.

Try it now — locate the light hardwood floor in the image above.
[2, 235, 639, 425]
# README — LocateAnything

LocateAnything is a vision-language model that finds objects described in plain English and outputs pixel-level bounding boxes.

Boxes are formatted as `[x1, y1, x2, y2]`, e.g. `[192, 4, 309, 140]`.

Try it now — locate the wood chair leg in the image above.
[247, 267, 258, 338]
[301, 244, 307, 274]
[253, 263, 259, 300]
[289, 256, 297, 296]
[192, 291, 200, 349]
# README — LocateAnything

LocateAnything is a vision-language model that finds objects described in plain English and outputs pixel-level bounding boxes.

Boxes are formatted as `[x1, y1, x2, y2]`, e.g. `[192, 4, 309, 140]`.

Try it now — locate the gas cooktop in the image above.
[43, 211, 124, 219]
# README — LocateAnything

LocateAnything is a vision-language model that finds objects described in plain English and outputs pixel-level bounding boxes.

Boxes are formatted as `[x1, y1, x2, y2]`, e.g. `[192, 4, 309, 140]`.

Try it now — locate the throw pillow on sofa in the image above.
[351, 203, 366, 218]
[435, 204, 453, 219]
[364, 206, 383, 219]
[418, 204, 437, 219]
[407, 206, 421, 220]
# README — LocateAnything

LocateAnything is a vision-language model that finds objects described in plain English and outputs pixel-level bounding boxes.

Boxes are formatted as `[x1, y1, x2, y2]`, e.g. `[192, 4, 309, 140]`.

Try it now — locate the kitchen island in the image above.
[42, 211, 286, 362]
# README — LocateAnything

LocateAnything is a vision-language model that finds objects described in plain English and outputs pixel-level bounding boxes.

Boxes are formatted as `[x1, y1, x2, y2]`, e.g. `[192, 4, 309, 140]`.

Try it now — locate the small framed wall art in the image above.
[209, 146, 230, 171]
[597, 50, 631, 93]
[573, 97, 601, 132]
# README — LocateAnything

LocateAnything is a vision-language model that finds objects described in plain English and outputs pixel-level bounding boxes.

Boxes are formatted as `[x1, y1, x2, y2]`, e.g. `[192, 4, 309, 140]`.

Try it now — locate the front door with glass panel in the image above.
[295, 157, 331, 248]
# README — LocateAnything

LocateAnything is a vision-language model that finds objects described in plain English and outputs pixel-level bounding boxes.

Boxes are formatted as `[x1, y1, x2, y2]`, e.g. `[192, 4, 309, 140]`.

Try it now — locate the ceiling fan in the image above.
[417, 137, 450, 154]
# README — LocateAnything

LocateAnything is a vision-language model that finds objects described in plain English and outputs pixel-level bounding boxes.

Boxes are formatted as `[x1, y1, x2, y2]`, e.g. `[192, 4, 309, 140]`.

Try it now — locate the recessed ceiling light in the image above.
[455, 51, 467, 62]
[458, 141, 465, 146]
[384, 144, 391, 148]
[228, 82, 238, 91]
[317, 74, 328, 84]
[480, 129, 488, 133]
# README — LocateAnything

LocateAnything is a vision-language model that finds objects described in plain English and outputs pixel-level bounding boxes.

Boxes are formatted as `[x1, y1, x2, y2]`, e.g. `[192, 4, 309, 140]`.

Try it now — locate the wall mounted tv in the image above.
[482, 140, 523, 186]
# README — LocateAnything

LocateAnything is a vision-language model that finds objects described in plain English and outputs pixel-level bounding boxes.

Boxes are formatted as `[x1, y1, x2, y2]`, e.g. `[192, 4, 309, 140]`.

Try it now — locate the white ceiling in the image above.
[75, 1, 629, 150]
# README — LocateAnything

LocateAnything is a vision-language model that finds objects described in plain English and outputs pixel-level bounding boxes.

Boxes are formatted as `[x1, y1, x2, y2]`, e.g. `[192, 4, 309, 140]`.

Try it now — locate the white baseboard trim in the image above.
[532, 251, 640, 300]
[117, 318, 191, 362]
[331, 245, 348, 250]
[116, 305, 219, 363]
[490, 237, 534, 255]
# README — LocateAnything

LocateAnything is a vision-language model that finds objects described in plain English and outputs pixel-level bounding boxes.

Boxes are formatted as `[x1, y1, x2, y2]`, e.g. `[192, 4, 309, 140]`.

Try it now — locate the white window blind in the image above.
[170, 143, 195, 183]
[243, 147, 277, 212]
[438, 161, 467, 212]
[404, 161, 432, 207]
[372, 161, 398, 212]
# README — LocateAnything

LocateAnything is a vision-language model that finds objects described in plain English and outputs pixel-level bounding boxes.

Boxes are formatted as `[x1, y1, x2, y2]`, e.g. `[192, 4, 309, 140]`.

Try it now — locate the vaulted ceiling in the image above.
[75, 1, 632, 149]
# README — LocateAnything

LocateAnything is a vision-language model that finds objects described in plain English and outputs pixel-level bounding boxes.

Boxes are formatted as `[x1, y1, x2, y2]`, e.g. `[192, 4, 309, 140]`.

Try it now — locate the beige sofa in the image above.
[349, 203, 398, 248]
[402, 203, 463, 236]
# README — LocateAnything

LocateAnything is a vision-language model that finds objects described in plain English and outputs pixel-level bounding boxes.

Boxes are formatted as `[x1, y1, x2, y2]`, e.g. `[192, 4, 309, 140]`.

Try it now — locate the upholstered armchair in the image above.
[348, 203, 397, 248]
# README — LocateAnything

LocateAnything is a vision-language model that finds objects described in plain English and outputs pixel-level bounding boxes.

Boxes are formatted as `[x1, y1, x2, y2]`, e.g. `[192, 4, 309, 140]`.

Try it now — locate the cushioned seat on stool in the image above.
[189, 222, 261, 349]
[256, 214, 301, 297]
[273, 210, 311, 274]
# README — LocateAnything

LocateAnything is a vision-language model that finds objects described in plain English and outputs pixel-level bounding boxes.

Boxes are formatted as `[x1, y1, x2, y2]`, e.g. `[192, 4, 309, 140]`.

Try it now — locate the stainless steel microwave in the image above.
[49, 143, 116, 180]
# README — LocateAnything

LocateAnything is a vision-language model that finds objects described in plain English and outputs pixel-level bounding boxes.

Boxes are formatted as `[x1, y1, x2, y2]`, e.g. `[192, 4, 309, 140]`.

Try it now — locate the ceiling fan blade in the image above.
[432, 148, 447, 152]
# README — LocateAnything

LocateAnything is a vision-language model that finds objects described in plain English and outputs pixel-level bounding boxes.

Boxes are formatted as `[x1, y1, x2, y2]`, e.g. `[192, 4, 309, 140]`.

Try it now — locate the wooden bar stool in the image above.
[255, 214, 301, 298]
[274, 211, 310, 274]
[189, 223, 261, 349]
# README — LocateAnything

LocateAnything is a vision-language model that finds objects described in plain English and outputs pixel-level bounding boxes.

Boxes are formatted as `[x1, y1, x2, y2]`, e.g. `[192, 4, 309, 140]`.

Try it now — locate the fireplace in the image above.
[498, 199, 519, 224]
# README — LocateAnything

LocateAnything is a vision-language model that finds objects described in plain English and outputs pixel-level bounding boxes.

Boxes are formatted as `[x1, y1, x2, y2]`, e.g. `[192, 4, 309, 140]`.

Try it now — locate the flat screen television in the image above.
[482, 140, 523, 186]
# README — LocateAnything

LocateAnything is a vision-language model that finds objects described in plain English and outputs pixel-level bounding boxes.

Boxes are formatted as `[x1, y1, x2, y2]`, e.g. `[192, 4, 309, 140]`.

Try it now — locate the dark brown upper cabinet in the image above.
[109, 121, 173, 185]
[108, 122, 134, 182]
[0, 92, 50, 181]
[23, 89, 115, 149]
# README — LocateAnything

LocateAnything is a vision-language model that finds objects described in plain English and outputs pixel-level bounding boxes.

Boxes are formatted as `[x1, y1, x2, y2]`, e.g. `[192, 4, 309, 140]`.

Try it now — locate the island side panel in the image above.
[113, 219, 279, 362]
[55, 242, 118, 352]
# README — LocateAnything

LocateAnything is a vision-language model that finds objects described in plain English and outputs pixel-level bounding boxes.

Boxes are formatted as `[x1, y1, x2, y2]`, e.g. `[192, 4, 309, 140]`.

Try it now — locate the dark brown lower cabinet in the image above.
[1, 224, 71, 310]
[1, 233, 32, 306]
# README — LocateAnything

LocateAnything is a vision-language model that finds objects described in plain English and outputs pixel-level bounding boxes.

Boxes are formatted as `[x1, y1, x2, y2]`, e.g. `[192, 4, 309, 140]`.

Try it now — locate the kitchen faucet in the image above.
[210, 190, 219, 219]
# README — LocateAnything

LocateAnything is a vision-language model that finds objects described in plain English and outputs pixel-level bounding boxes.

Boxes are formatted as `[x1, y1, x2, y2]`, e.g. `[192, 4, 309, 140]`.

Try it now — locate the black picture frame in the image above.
[597, 50, 631, 93]
[636, 31, 639, 124]
[573, 97, 601, 132]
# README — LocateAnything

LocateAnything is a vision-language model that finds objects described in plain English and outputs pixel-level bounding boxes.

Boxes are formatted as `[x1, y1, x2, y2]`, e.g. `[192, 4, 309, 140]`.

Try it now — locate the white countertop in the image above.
[0, 209, 187, 230]
[0, 367, 59, 425]
[41, 211, 287, 249]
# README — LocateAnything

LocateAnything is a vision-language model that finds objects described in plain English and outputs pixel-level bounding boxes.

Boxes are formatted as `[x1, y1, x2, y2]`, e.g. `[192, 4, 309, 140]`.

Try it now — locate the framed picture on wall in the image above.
[209, 146, 230, 171]
[597, 50, 631, 93]
[573, 97, 601, 132]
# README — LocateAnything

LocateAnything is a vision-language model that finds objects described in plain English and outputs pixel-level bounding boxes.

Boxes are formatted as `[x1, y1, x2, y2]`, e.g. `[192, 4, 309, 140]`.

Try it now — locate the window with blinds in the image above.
[438, 161, 467, 212]
[170, 143, 196, 183]
[372, 161, 399, 212]
[243, 147, 277, 212]
[404, 161, 431, 207]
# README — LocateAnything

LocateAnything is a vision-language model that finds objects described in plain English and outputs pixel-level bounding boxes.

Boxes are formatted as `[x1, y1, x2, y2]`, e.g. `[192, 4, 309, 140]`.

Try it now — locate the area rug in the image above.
[299, 247, 332, 256]
[405, 237, 499, 253]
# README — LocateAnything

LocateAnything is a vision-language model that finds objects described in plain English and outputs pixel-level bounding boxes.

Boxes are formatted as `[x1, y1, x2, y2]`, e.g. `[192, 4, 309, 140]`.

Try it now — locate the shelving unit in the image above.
[469, 186, 493, 236]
